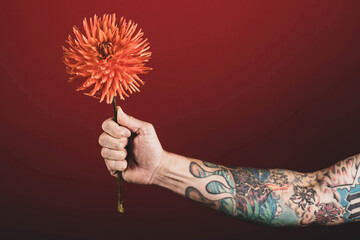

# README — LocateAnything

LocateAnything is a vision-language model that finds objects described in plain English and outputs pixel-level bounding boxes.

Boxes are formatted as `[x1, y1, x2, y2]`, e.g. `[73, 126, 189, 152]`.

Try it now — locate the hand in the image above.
[98, 106, 166, 185]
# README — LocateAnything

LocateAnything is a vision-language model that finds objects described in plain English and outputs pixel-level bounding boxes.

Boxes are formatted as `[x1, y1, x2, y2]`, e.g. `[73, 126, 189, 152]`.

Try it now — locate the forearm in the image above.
[153, 151, 301, 226]
[153, 152, 360, 226]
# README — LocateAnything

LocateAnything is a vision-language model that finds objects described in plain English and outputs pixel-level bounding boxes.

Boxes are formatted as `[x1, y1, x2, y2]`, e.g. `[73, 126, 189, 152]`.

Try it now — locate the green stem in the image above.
[112, 96, 125, 213]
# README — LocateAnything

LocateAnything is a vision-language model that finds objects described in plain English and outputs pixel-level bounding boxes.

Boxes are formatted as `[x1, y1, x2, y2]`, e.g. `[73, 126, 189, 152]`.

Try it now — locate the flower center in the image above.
[98, 42, 114, 59]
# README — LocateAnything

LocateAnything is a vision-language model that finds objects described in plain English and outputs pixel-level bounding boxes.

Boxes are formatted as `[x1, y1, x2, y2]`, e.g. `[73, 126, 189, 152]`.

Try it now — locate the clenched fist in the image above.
[98, 106, 166, 185]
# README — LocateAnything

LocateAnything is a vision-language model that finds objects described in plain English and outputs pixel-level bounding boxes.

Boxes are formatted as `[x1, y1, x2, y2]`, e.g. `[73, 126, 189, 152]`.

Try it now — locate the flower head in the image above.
[290, 186, 316, 210]
[63, 14, 152, 104]
[315, 202, 341, 224]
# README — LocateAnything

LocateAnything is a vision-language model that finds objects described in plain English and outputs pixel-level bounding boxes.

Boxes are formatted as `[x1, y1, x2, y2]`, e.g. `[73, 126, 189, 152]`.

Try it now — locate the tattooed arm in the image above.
[99, 107, 360, 226]
[153, 153, 360, 226]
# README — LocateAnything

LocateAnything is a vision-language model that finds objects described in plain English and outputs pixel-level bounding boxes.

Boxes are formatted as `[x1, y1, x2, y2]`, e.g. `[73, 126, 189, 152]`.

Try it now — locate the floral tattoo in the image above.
[315, 203, 341, 224]
[290, 186, 316, 210]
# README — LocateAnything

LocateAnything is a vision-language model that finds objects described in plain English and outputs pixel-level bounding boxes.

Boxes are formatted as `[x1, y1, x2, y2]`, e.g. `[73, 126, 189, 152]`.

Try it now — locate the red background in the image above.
[1, 0, 359, 239]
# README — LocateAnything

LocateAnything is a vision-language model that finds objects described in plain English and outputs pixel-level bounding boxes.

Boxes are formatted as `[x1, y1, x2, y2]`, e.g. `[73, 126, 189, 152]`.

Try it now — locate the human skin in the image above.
[98, 106, 360, 226]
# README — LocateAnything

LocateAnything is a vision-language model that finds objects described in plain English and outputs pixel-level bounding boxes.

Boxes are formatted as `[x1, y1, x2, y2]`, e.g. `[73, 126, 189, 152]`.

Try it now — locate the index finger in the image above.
[102, 118, 132, 139]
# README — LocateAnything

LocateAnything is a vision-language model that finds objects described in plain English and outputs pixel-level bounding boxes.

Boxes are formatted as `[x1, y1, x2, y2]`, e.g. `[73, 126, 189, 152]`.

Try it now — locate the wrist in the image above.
[151, 150, 172, 186]
[151, 151, 192, 196]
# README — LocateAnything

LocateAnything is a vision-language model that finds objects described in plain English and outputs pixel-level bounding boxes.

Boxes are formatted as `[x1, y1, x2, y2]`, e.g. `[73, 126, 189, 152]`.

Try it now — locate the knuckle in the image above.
[105, 160, 111, 170]
[109, 160, 116, 170]
[101, 120, 108, 131]
[145, 123, 154, 130]
[98, 133, 106, 146]
[101, 147, 109, 158]
[104, 159, 112, 170]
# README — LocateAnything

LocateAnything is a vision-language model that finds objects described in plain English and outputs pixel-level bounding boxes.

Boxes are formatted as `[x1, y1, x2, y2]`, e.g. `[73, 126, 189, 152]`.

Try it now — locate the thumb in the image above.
[116, 106, 147, 133]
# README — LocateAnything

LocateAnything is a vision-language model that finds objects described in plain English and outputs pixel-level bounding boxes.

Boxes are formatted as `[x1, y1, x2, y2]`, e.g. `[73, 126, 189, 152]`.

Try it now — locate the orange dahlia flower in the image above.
[63, 14, 152, 104]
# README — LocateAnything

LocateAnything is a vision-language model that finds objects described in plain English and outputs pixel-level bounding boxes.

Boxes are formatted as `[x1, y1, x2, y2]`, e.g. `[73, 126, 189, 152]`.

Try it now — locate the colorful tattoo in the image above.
[290, 186, 316, 210]
[268, 170, 289, 187]
[315, 203, 341, 224]
[185, 155, 360, 226]
[321, 156, 360, 222]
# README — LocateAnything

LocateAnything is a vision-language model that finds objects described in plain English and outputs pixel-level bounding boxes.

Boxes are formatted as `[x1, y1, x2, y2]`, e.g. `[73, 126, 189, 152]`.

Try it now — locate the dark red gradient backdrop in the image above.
[1, 0, 359, 239]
